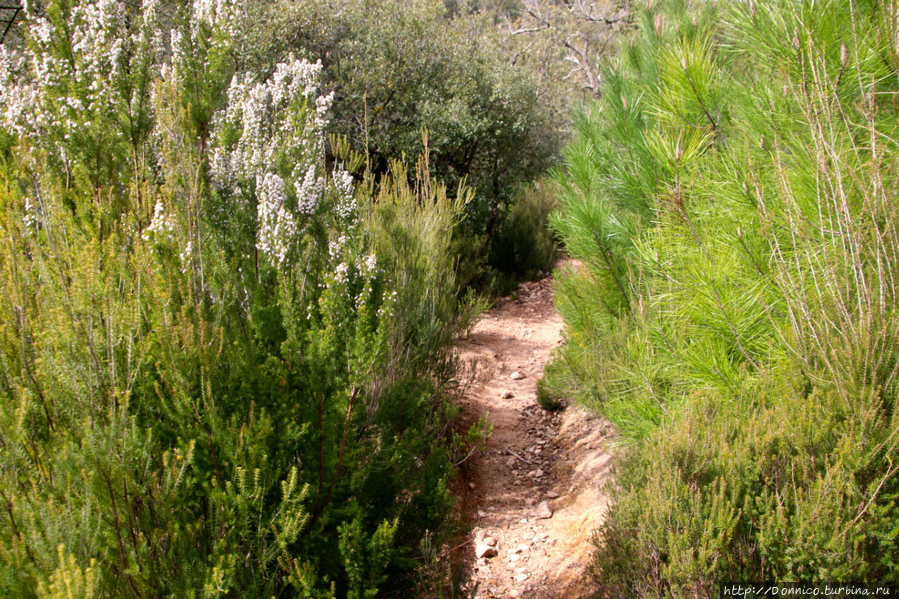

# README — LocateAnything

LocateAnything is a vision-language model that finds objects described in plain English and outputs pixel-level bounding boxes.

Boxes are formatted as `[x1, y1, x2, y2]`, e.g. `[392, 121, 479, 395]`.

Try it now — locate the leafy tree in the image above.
[242, 0, 562, 269]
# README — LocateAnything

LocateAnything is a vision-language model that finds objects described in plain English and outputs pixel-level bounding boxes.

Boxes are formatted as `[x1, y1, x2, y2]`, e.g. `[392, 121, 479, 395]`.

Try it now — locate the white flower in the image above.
[333, 165, 354, 200]
[256, 172, 296, 265]
[334, 262, 348, 284]
[210, 57, 329, 188]
[295, 164, 324, 216]
[361, 253, 377, 275]
[143, 200, 176, 243]
[23, 197, 40, 231]
[179, 240, 193, 265]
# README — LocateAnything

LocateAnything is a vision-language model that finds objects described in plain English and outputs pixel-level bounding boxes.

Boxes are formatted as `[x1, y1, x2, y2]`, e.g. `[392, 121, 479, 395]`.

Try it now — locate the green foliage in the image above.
[243, 0, 562, 276]
[549, 0, 899, 591]
[488, 181, 560, 283]
[535, 376, 562, 412]
[0, 2, 483, 597]
[412, 530, 468, 599]
[338, 517, 397, 599]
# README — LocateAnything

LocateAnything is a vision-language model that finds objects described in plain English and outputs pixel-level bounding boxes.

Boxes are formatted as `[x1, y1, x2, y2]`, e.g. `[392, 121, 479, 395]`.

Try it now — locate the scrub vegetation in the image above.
[547, 0, 899, 592]
[3, 0, 896, 597]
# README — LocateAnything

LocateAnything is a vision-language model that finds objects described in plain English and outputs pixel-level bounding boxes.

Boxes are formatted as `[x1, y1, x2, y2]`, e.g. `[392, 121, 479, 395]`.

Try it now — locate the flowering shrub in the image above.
[0, 1, 477, 596]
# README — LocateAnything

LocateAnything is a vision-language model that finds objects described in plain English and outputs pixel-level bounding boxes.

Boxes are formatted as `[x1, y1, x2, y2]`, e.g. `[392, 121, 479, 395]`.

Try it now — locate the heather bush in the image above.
[549, 0, 899, 591]
[0, 1, 482, 596]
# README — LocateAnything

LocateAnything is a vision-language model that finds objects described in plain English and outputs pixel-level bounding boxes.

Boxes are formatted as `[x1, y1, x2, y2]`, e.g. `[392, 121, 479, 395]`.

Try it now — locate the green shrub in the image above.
[488, 181, 561, 282]
[535, 376, 563, 412]
[0, 3, 478, 596]
[244, 0, 562, 261]
[550, 0, 899, 591]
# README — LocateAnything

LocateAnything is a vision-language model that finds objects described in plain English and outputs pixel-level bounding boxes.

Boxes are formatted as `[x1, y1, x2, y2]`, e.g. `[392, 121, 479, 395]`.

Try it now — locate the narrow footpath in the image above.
[453, 271, 618, 599]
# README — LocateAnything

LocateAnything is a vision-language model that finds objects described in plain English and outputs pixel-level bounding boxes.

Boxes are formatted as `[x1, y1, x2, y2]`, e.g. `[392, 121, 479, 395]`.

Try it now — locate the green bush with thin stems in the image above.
[0, 1, 487, 596]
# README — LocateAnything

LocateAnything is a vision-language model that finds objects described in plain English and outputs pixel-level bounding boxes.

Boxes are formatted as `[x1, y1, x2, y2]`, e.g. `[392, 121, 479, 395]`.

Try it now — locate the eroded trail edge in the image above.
[454, 274, 617, 599]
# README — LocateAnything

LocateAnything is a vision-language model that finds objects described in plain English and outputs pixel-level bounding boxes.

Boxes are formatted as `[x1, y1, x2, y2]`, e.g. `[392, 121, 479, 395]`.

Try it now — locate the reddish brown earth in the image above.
[453, 272, 619, 599]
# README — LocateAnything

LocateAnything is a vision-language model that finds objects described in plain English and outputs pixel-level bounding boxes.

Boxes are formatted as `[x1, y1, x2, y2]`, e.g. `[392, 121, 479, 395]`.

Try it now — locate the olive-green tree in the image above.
[242, 0, 562, 282]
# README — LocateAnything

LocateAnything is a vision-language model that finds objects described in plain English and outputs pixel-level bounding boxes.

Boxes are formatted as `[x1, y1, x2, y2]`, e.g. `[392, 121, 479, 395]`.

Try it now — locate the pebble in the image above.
[475, 543, 497, 559]
[533, 501, 554, 520]
[510, 371, 525, 380]
[515, 573, 529, 582]
[500, 390, 515, 398]
[545, 490, 560, 499]
[483, 536, 497, 547]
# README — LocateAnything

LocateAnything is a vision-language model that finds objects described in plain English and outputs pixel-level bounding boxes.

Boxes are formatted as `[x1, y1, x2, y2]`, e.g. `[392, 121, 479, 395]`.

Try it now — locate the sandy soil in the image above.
[452, 272, 618, 599]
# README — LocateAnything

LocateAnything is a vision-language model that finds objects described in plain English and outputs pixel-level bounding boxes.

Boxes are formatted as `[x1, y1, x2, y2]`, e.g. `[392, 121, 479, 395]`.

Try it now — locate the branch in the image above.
[511, 23, 551, 35]
[682, 60, 719, 138]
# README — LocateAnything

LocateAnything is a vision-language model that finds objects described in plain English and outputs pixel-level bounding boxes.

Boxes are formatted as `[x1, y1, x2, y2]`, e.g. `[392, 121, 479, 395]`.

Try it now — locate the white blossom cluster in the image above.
[295, 164, 325, 217]
[361, 253, 378, 276]
[0, 47, 37, 137]
[210, 58, 331, 186]
[354, 253, 380, 310]
[142, 200, 177, 244]
[209, 56, 337, 265]
[0, 0, 163, 141]
[255, 173, 297, 266]
[326, 233, 379, 307]
[328, 236, 348, 262]
[169, 0, 242, 85]
[332, 164, 357, 221]
[23, 197, 40, 232]
[191, 0, 240, 32]
[377, 290, 399, 319]
[179, 241, 194, 274]
[334, 261, 349, 285]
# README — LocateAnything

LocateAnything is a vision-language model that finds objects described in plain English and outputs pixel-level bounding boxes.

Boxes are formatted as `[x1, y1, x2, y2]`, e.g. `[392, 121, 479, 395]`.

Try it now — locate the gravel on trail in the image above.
[453, 271, 618, 599]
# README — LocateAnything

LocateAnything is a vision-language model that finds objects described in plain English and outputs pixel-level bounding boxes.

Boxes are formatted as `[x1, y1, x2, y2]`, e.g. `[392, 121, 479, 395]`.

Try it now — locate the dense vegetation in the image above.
[0, 1, 518, 596]
[10, 0, 897, 595]
[548, 0, 899, 592]
[240, 0, 565, 289]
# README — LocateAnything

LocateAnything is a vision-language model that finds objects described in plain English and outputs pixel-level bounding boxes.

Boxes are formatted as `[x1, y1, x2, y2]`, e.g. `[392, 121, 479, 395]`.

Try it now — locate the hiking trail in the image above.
[453, 270, 618, 599]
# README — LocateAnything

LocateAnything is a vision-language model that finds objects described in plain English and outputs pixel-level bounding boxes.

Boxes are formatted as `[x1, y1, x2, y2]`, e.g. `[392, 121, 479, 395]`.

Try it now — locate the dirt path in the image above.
[453, 272, 618, 599]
